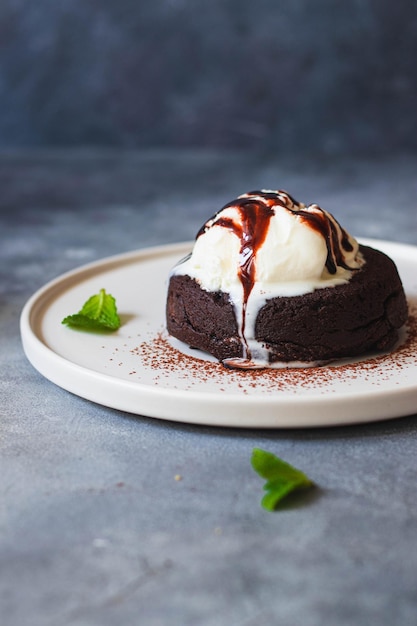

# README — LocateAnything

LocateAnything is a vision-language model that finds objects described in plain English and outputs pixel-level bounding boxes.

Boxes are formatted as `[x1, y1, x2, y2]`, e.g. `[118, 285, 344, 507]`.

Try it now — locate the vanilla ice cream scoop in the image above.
[176, 189, 362, 296]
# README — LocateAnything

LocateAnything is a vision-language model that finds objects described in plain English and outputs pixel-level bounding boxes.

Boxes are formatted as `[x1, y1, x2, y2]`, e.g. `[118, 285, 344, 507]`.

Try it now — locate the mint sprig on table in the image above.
[251, 448, 314, 511]
[62, 288, 121, 331]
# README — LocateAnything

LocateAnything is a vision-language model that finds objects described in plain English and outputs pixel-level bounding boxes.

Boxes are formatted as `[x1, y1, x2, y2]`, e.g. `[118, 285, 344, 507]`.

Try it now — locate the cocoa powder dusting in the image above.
[131, 301, 417, 395]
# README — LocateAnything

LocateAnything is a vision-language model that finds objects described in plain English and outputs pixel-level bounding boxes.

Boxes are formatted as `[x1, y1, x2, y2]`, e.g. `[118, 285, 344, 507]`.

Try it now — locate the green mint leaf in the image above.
[62, 288, 121, 331]
[251, 448, 314, 511]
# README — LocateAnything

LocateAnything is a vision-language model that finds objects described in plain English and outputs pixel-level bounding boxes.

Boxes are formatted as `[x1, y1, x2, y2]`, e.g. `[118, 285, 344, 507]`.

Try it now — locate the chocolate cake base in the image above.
[166, 245, 408, 366]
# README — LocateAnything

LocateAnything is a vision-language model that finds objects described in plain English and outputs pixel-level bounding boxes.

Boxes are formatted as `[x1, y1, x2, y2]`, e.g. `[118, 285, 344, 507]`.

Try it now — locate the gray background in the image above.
[2, 3, 417, 626]
[1, 0, 417, 155]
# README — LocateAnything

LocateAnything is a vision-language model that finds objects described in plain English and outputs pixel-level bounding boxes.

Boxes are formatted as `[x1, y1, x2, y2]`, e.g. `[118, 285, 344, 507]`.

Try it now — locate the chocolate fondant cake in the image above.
[166, 190, 408, 369]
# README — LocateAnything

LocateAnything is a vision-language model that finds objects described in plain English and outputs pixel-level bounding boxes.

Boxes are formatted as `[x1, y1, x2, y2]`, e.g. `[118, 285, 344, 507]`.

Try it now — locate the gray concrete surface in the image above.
[1, 149, 417, 625]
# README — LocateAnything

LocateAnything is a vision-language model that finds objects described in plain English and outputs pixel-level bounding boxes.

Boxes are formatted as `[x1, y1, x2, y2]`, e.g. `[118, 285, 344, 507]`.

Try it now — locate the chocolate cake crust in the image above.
[166, 245, 408, 365]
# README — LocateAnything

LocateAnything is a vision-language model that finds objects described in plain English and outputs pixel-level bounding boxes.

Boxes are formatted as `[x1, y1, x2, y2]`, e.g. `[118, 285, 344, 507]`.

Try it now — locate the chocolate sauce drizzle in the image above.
[198, 190, 357, 282]
[197, 190, 359, 366]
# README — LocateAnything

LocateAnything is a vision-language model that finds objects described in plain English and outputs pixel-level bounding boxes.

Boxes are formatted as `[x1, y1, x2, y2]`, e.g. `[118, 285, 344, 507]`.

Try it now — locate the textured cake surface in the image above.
[166, 245, 409, 365]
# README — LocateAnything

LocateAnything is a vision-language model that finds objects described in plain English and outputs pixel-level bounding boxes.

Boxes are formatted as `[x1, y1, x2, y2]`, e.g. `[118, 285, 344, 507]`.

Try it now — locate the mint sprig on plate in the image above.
[62, 288, 121, 331]
[251, 448, 314, 511]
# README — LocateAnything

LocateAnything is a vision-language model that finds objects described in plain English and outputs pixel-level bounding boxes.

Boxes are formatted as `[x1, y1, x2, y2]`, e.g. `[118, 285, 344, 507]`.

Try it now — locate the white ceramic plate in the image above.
[21, 239, 417, 428]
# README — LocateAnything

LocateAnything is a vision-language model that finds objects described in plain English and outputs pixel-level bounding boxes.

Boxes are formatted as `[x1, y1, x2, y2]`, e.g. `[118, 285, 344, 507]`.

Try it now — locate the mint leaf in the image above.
[251, 448, 314, 511]
[62, 288, 121, 331]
